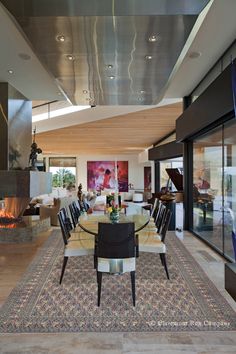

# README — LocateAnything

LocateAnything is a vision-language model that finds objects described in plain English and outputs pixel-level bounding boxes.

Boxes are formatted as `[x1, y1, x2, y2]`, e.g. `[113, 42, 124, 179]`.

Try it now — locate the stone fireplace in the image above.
[0, 83, 52, 241]
[0, 170, 52, 223]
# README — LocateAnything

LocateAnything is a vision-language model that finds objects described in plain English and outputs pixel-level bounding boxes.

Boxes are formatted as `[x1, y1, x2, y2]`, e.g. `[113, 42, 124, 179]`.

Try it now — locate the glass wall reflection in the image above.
[223, 120, 236, 260]
[192, 119, 236, 260]
[193, 127, 223, 252]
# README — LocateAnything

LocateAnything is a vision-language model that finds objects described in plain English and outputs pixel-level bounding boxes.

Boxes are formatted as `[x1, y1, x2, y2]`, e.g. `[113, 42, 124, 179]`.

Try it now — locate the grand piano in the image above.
[163, 168, 183, 230]
[165, 168, 183, 194]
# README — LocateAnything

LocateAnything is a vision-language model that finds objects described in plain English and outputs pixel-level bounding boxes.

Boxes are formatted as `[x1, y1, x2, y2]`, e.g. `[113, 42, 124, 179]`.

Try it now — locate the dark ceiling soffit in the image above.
[0, 0, 211, 17]
[153, 129, 176, 147]
[176, 64, 234, 142]
[148, 141, 183, 161]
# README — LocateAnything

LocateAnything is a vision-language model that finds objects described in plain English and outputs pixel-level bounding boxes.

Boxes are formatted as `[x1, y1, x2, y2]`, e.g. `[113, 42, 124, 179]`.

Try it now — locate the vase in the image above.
[110, 210, 120, 223]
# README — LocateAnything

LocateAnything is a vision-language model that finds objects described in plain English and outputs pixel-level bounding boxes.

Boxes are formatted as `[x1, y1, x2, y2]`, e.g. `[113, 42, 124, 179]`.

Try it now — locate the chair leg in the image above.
[97, 271, 102, 306]
[130, 271, 136, 306]
[160, 253, 170, 280]
[135, 234, 139, 258]
[59, 256, 68, 284]
[94, 238, 98, 269]
[159, 253, 164, 265]
[94, 254, 97, 269]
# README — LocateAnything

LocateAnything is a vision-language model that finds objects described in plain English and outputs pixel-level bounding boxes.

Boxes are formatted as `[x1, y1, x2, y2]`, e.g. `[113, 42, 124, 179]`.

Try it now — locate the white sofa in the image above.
[132, 193, 143, 202]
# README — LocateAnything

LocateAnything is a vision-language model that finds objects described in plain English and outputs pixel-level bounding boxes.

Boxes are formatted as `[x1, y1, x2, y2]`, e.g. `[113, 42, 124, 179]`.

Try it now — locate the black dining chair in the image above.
[60, 207, 73, 233]
[138, 209, 172, 279]
[57, 209, 95, 284]
[69, 201, 81, 228]
[78, 199, 89, 212]
[155, 203, 167, 233]
[150, 198, 159, 219]
[140, 202, 166, 235]
[96, 222, 136, 307]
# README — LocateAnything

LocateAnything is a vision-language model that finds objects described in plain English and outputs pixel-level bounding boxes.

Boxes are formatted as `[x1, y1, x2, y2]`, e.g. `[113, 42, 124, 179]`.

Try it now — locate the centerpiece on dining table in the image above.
[106, 193, 121, 223]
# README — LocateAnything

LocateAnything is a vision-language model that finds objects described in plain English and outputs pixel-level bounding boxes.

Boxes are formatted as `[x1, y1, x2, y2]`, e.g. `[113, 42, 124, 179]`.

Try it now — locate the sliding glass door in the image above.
[223, 120, 236, 259]
[193, 126, 223, 252]
[192, 119, 236, 260]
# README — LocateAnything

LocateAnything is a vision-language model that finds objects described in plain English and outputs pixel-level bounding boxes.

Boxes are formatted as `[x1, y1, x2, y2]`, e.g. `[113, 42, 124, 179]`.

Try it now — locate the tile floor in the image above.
[0, 228, 236, 353]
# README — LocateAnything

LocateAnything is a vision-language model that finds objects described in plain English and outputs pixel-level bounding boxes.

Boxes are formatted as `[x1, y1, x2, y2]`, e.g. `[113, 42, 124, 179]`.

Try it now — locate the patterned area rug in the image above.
[0, 230, 235, 333]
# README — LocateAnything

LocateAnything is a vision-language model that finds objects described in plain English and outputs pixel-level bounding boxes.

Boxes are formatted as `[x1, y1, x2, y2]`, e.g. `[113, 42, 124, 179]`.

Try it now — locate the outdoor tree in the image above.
[52, 168, 75, 187]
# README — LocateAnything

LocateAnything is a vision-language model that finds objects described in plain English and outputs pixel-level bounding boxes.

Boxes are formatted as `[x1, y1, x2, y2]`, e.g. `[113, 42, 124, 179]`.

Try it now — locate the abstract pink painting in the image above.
[87, 161, 128, 192]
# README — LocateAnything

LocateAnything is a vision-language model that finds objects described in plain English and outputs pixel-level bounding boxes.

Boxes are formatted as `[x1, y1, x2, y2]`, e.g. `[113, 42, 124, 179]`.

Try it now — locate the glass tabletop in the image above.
[78, 213, 150, 235]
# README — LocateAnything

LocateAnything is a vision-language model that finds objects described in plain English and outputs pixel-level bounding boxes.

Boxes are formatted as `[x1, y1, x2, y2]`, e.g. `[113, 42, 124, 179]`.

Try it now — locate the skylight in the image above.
[32, 105, 91, 122]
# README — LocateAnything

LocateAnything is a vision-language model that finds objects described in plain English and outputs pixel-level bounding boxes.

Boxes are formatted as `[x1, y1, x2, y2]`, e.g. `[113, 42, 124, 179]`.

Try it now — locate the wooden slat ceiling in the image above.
[36, 103, 182, 155]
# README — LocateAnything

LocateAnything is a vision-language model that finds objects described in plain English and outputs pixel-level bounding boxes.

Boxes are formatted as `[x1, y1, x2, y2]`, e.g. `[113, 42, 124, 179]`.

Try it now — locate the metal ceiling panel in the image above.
[0, 0, 210, 16]
[0, 0, 210, 105]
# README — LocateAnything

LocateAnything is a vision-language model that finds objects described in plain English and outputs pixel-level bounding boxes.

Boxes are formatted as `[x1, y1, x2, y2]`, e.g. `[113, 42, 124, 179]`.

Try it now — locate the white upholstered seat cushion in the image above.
[97, 257, 135, 273]
[69, 229, 94, 241]
[64, 238, 94, 257]
[138, 229, 161, 240]
[139, 234, 166, 253]
[143, 224, 157, 232]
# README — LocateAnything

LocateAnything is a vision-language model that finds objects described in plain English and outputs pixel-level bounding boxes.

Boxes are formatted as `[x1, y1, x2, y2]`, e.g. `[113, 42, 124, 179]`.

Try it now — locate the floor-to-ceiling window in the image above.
[223, 119, 236, 260]
[192, 119, 236, 260]
[193, 126, 223, 252]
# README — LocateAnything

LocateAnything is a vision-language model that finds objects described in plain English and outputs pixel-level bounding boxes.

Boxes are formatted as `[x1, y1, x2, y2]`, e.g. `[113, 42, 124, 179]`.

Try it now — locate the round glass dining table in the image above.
[78, 212, 150, 235]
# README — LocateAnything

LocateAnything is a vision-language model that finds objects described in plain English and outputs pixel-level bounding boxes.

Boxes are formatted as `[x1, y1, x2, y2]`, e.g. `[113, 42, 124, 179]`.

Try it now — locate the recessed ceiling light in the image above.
[138, 97, 143, 102]
[140, 90, 146, 94]
[148, 35, 158, 42]
[56, 35, 65, 42]
[188, 51, 202, 59]
[7, 69, 13, 74]
[18, 53, 31, 60]
[108, 75, 115, 79]
[83, 90, 88, 94]
[66, 54, 75, 61]
[107, 64, 113, 69]
[145, 55, 152, 60]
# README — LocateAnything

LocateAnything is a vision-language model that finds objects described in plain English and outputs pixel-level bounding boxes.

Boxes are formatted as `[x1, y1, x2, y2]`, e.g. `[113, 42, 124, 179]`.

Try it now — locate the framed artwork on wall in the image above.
[144, 166, 151, 191]
[87, 161, 128, 192]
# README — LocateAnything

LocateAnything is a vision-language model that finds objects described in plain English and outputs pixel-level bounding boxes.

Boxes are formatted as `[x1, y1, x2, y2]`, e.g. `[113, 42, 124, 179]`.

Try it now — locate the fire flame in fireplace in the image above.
[0, 209, 17, 228]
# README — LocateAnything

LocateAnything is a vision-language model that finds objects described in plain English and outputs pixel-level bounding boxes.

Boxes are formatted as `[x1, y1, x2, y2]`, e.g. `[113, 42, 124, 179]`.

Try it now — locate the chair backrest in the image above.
[75, 200, 81, 213]
[61, 207, 73, 232]
[58, 208, 71, 245]
[159, 209, 172, 242]
[78, 199, 89, 212]
[69, 201, 81, 228]
[232, 231, 236, 261]
[69, 204, 77, 229]
[97, 222, 135, 259]
[155, 203, 166, 233]
[150, 198, 158, 218]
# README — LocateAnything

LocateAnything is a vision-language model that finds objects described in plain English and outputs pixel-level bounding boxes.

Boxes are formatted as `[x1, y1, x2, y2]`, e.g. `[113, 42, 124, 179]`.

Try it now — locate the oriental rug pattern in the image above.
[0, 230, 235, 333]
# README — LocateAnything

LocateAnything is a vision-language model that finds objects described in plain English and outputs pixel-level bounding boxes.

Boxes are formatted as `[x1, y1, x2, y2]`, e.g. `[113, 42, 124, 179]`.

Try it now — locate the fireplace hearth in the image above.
[0, 215, 50, 242]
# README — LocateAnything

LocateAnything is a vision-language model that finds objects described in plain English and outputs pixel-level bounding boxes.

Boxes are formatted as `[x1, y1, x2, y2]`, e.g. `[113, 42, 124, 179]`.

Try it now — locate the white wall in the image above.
[43, 154, 152, 191]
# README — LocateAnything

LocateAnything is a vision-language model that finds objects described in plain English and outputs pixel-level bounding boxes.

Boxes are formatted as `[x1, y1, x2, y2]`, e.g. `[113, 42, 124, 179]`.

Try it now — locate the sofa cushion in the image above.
[32, 194, 54, 205]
